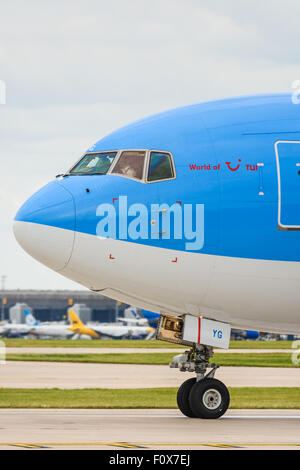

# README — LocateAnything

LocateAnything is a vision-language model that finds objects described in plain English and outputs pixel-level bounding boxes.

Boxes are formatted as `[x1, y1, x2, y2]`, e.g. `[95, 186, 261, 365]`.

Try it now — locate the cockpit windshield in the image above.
[111, 151, 146, 180]
[69, 152, 117, 175]
[67, 149, 175, 182]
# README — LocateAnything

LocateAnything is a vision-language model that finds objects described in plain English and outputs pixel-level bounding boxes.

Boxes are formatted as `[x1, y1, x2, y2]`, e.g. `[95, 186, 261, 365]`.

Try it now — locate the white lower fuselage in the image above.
[14, 221, 300, 335]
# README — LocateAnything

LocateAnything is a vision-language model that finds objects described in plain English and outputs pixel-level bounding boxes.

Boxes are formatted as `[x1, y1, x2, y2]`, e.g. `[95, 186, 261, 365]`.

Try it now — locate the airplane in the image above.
[117, 306, 151, 326]
[68, 309, 154, 340]
[0, 322, 31, 338]
[13, 93, 300, 419]
[231, 329, 260, 341]
[0, 309, 39, 337]
[28, 309, 100, 339]
[0, 308, 90, 339]
[23, 308, 39, 327]
[118, 307, 160, 328]
[141, 310, 160, 328]
[117, 306, 148, 325]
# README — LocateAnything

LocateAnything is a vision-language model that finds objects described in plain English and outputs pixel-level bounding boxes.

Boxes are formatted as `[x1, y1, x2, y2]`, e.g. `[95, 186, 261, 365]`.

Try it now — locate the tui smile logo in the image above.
[225, 159, 242, 172]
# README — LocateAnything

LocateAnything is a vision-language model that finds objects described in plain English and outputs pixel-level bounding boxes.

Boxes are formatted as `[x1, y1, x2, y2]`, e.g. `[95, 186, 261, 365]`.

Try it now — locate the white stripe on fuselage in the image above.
[15, 221, 300, 335]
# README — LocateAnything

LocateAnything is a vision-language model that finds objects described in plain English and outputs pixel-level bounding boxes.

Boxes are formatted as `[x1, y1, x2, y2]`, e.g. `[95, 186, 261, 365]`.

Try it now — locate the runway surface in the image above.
[1, 361, 300, 388]
[5, 347, 294, 354]
[0, 409, 300, 450]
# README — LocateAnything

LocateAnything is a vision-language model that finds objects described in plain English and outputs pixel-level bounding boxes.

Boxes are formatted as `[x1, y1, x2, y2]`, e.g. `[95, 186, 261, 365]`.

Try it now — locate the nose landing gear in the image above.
[157, 313, 231, 419]
[171, 345, 230, 419]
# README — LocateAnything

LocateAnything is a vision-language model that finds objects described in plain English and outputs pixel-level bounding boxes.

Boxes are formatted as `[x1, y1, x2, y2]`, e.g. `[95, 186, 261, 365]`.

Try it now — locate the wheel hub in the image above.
[202, 388, 222, 410]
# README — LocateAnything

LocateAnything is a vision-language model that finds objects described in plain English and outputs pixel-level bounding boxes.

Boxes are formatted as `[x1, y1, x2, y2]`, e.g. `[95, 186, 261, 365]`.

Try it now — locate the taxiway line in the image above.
[1, 442, 300, 448]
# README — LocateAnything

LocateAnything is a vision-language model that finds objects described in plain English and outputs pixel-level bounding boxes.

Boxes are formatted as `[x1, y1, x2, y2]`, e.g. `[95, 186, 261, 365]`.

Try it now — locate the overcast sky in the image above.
[1, 0, 300, 290]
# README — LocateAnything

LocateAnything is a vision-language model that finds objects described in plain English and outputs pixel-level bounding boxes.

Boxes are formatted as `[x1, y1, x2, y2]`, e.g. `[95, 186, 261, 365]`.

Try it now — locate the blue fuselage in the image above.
[15, 93, 300, 262]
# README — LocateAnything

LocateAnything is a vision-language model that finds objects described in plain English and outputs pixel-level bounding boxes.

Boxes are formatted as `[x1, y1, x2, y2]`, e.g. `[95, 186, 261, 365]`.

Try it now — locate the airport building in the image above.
[0, 290, 125, 323]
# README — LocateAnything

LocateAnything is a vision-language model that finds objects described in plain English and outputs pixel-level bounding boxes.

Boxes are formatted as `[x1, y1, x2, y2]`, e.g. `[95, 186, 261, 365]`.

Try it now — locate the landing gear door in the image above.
[275, 141, 300, 230]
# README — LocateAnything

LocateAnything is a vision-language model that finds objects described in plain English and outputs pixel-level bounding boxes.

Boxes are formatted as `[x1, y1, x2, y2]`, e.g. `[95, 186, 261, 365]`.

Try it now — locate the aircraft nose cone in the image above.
[13, 181, 75, 271]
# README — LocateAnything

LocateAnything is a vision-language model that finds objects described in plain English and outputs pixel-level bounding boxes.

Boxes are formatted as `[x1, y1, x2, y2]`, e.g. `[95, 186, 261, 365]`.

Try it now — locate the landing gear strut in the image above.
[170, 344, 230, 419]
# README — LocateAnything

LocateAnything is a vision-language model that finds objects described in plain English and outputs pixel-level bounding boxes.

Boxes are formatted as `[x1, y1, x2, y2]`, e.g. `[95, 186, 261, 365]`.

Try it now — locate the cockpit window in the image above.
[70, 152, 117, 175]
[147, 152, 174, 182]
[111, 151, 146, 180]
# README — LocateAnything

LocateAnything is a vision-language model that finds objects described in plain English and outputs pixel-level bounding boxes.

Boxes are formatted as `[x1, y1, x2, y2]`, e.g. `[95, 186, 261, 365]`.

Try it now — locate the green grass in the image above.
[1, 338, 185, 349]
[228, 340, 293, 349]
[6, 352, 300, 368]
[5, 352, 175, 364]
[1, 338, 294, 349]
[214, 353, 299, 368]
[0, 387, 299, 409]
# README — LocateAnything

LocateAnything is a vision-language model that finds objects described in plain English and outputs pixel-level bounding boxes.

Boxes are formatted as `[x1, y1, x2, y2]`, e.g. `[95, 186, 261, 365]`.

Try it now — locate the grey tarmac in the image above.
[0, 409, 300, 450]
[1, 361, 300, 388]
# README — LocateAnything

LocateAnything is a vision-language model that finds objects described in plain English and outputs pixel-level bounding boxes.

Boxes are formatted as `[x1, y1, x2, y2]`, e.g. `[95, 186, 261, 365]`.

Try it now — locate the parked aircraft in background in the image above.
[0, 309, 90, 339]
[231, 329, 260, 340]
[0, 309, 38, 337]
[14, 93, 300, 418]
[141, 310, 160, 328]
[24, 309, 39, 327]
[118, 307, 160, 328]
[68, 309, 154, 339]
[0, 322, 30, 338]
[118, 306, 152, 326]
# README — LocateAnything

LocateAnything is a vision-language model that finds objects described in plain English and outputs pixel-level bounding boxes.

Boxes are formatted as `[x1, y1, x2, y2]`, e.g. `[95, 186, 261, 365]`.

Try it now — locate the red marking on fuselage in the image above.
[198, 317, 201, 344]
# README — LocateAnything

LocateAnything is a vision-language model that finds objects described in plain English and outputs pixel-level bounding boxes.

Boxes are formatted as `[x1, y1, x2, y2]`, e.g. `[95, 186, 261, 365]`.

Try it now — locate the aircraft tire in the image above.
[176, 378, 197, 418]
[189, 378, 230, 419]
